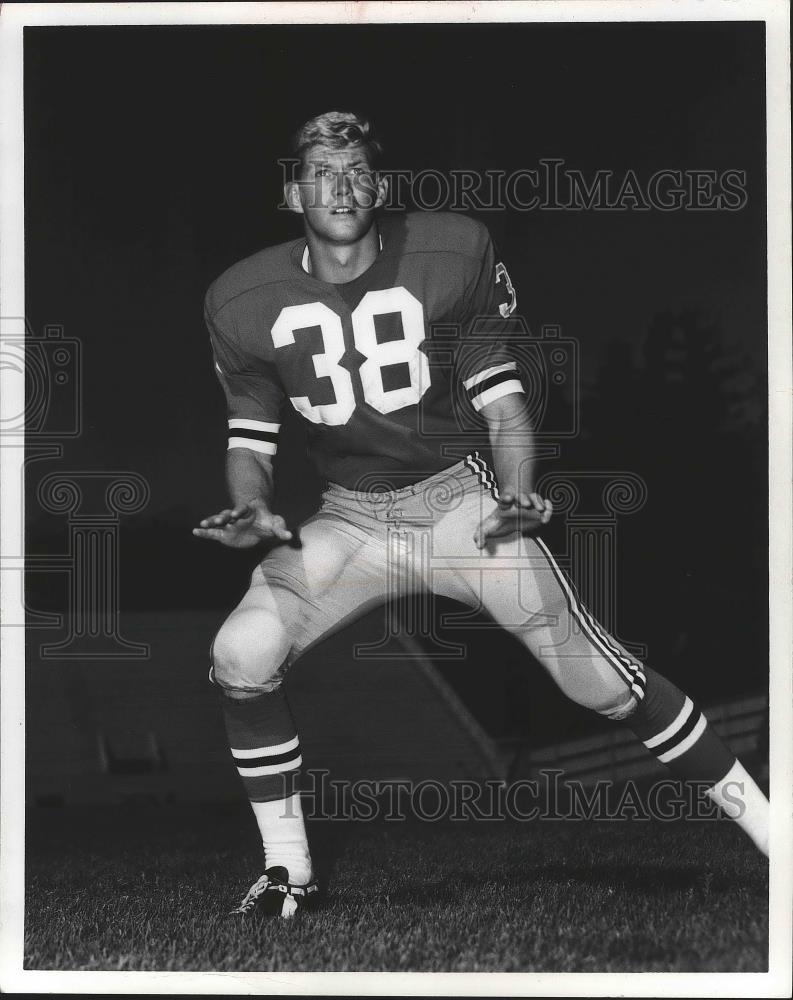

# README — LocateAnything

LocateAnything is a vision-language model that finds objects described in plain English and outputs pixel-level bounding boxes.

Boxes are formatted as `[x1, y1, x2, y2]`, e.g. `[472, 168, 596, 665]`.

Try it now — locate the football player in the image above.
[195, 111, 769, 918]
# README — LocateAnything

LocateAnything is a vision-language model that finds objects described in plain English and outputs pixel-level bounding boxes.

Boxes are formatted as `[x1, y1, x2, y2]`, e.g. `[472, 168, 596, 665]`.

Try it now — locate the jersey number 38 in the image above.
[270, 286, 430, 425]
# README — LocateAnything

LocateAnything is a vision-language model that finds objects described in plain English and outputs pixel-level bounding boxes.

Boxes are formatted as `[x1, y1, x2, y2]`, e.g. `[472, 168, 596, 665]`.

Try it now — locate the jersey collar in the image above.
[301, 232, 384, 274]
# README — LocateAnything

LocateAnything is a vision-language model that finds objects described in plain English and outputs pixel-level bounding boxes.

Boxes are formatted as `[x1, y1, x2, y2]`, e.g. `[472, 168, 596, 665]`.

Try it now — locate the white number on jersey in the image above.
[271, 286, 430, 425]
[352, 288, 430, 415]
[271, 302, 355, 425]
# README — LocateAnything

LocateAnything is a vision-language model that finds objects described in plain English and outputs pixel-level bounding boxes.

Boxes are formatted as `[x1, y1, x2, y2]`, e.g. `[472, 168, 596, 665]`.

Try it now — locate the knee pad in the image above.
[208, 660, 285, 698]
[209, 651, 288, 697]
[599, 690, 640, 722]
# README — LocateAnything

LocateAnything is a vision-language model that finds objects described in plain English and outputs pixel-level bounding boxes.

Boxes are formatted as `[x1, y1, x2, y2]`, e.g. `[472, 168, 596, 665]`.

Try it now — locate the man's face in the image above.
[286, 144, 386, 244]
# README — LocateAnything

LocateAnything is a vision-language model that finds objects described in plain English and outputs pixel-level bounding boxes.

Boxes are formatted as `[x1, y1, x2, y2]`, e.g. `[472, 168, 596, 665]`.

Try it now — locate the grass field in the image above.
[25, 804, 767, 973]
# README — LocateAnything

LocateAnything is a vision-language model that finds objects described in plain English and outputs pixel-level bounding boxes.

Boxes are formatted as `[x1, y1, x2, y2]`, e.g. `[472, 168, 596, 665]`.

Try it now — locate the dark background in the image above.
[24, 22, 767, 751]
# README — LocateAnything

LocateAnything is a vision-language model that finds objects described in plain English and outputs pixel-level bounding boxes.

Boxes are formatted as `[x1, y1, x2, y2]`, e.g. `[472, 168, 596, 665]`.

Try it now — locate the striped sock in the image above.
[628, 668, 734, 783]
[627, 667, 768, 854]
[221, 689, 312, 881]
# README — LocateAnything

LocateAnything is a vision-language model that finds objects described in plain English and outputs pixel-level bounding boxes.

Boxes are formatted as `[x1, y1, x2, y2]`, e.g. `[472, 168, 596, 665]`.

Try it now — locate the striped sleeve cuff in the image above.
[227, 418, 280, 456]
[462, 362, 524, 412]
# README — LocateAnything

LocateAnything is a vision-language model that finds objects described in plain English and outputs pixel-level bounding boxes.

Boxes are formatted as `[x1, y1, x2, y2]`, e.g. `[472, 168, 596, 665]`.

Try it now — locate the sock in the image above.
[627, 667, 769, 855]
[705, 759, 769, 856]
[251, 793, 313, 884]
[221, 688, 313, 882]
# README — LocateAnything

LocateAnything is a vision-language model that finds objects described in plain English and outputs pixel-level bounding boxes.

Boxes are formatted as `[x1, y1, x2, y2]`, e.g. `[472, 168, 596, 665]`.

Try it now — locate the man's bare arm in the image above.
[193, 449, 292, 548]
[473, 393, 552, 549]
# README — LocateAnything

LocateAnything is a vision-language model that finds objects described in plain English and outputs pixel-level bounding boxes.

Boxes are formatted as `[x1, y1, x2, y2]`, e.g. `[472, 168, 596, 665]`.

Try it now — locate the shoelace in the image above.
[232, 873, 273, 913]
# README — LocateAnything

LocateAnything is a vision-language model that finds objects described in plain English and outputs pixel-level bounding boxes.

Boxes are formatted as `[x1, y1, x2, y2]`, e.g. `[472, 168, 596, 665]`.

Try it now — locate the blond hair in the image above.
[290, 111, 382, 171]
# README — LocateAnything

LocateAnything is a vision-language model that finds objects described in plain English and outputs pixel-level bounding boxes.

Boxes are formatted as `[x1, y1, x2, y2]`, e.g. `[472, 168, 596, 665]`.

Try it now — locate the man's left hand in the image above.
[473, 491, 553, 549]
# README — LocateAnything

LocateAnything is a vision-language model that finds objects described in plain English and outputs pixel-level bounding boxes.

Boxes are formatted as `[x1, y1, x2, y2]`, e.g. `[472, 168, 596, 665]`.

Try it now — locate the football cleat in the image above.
[229, 865, 320, 919]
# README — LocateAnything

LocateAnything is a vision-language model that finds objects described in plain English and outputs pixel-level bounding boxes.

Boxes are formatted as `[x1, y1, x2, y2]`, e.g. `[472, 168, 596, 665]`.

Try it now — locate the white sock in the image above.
[250, 792, 313, 884]
[706, 759, 769, 856]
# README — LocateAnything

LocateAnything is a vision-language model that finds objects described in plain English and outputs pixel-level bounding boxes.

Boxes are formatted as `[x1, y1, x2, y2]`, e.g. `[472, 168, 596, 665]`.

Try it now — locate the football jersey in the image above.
[205, 211, 525, 490]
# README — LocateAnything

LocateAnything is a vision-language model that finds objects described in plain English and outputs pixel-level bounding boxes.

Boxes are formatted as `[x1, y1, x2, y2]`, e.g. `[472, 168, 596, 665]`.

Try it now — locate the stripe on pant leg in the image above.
[472, 452, 500, 500]
[465, 451, 500, 500]
[464, 451, 645, 701]
[464, 453, 485, 488]
[532, 537, 644, 688]
[533, 535, 646, 701]
[532, 536, 645, 686]
[572, 596, 646, 696]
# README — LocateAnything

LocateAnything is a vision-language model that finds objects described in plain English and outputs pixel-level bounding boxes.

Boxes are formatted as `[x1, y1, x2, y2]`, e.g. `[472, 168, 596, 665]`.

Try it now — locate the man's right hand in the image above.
[192, 503, 293, 548]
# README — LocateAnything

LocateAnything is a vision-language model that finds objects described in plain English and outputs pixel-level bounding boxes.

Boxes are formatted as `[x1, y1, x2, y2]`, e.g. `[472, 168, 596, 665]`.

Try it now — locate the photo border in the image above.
[1, 2, 790, 995]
